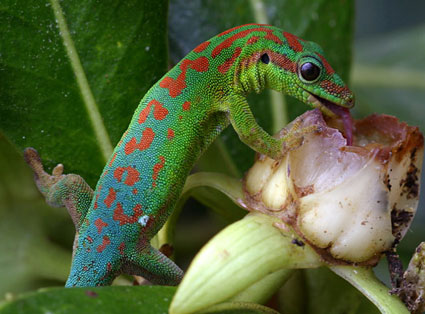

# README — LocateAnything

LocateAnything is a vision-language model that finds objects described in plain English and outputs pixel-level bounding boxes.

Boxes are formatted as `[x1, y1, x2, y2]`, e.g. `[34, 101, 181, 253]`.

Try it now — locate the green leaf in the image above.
[169, 0, 354, 175]
[0, 286, 176, 314]
[0, 0, 168, 187]
[0, 132, 71, 296]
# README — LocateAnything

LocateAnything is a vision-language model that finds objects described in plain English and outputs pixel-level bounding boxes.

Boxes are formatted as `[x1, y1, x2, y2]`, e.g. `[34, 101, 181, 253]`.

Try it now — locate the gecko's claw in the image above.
[24, 147, 66, 194]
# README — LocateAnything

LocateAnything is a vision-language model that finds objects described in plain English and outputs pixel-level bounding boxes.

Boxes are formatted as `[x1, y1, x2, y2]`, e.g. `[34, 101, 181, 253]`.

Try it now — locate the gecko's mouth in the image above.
[307, 93, 354, 146]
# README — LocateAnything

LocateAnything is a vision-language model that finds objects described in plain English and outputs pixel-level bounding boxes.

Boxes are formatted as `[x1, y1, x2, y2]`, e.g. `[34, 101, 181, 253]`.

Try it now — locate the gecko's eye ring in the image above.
[299, 62, 321, 82]
[260, 53, 270, 64]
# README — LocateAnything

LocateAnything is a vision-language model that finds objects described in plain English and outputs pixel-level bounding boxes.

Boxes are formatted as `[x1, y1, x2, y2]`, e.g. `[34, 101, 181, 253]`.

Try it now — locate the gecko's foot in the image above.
[278, 119, 322, 155]
[24, 147, 66, 196]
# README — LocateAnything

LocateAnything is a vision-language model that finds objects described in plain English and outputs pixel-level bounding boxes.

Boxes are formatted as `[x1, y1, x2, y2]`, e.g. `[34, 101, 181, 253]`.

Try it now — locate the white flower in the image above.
[244, 109, 423, 263]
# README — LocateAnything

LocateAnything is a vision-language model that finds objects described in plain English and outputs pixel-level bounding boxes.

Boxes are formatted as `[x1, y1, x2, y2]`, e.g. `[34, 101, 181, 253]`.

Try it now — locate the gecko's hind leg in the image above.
[122, 244, 183, 286]
[24, 148, 93, 230]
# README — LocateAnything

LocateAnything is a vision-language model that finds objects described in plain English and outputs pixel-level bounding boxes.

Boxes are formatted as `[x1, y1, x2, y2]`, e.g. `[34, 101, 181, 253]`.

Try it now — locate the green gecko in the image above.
[24, 24, 354, 287]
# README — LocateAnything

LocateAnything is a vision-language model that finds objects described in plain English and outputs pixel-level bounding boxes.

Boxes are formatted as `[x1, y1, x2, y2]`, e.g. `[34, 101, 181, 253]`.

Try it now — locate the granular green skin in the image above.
[26, 24, 354, 287]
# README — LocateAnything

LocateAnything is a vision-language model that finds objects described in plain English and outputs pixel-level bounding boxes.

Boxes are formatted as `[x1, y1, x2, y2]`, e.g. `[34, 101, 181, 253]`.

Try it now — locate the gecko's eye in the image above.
[299, 62, 321, 82]
[260, 53, 270, 64]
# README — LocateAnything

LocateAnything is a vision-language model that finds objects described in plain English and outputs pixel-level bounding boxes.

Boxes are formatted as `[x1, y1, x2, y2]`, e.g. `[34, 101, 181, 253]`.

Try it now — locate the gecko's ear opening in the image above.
[260, 53, 270, 64]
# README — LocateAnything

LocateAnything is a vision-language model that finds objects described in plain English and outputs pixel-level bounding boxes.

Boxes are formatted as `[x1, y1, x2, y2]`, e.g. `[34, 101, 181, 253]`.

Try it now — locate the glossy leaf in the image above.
[0, 286, 175, 314]
[0, 0, 168, 186]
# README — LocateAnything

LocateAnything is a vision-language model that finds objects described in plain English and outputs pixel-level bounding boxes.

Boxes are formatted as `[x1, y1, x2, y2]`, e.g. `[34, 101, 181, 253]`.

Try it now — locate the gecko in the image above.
[24, 24, 354, 287]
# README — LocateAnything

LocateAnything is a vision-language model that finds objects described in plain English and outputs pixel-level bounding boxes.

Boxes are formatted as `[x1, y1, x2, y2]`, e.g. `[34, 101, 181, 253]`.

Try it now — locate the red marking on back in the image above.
[117, 131, 128, 147]
[316, 53, 335, 75]
[118, 242, 125, 255]
[138, 103, 152, 124]
[153, 100, 168, 120]
[94, 218, 108, 234]
[139, 99, 168, 123]
[217, 24, 266, 37]
[108, 152, 117, 167]
[94, 193, 100, 209]
[86, 236, 94, 243]
[104, 188, 116, 208]
[247, 36, 260, 45]
[125, 128, 155, 155]
[218, 46, 242, 74]
[107, 262, 112, 272]
[113, 203, 144, 225]
[283, 32, 303, 52]
[159, 57, 209, 98]
[97, 235, 111, 253]
[179, 115, 183, 120]
[193, 41, 210, 53]
[152, 156, 166, 188]
[83, 266, 88, 271]
[212, 27, 282, 58]
[167, 128, 175, 140]
[132, 188, 138, 195]
[182, 101, 191, 111]
[114, 166, 140, 186]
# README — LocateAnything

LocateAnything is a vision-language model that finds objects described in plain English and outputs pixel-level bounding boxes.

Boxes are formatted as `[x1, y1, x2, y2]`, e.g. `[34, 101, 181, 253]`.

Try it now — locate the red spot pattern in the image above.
[83, 266, 88, 271]
[107, 262, 112, 272]
[97, 235, 111, 253]
[108, 152, 117, 167]
[114, 166, 140, 186]
[132, 188, 138, 195]
[167, 128, 175, 140]
[94, 193, 100, 209]
[212, 27, 282, 58]
[139, 99, 169, 124]
[269, 51, 297, 73]
[159, 57, 209, 98]
[125, 128, 155, 155]
[182, 101, 191, 111]
[94, 218, 108, 234]
[152, 156, 165, 188]
[218, 46, 242, 74]
[193, 41, 210, 53]
[113, 203, 144, 225]
[118, 242, 125, 255]
[283, 32, 303, 52]
[316, 53, 335, 75]
[86, 236, 94, 243]
[320, 80, 352, 99]
[247, 36, 260, 45]
[104, 188, 116, 208]
[217, 23, 266, 37]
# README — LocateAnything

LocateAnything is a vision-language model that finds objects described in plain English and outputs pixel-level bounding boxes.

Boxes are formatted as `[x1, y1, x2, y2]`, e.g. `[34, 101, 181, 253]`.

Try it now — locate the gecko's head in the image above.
[237, 29, 355, 117]
[263, 40, 354, 117]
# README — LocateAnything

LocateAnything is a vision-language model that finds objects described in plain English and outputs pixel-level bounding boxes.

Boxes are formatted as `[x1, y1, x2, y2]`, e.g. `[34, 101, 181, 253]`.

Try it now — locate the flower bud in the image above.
[244, 109, 423, 264]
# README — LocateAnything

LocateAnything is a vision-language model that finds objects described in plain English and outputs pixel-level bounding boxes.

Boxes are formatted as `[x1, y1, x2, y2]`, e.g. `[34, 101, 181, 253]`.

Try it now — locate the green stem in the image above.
[330, 265, 409, 314]
[156, 172, 244, 248]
